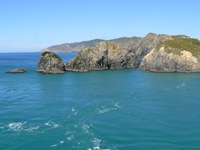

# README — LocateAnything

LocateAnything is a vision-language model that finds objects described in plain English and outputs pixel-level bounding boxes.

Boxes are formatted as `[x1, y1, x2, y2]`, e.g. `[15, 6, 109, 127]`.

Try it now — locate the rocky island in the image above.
[65, 41, 140, 72]
[139, 38, 200, 72]
[6, 68, 28, 73]
[37, 51, 65, 74]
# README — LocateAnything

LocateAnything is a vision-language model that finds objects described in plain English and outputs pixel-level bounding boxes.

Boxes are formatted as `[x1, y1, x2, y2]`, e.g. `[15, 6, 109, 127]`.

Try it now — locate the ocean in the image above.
[0, 52, 200, 150]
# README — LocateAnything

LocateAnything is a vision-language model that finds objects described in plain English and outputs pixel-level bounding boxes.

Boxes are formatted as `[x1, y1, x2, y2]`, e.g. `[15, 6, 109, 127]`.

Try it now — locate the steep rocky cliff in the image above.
[129, 33, 172, 57]
[139, 38, 200, 72]
[37, 52, 65, 74]
[65, 41, 140, 72]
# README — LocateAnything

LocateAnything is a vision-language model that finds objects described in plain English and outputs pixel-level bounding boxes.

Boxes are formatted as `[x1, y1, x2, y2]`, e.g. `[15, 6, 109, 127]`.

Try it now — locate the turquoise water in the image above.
[1, 53, 200, 150]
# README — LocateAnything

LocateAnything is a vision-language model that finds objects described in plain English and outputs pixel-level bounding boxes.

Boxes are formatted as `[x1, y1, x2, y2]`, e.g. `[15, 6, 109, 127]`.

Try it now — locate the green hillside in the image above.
[160, 38, 200, 58]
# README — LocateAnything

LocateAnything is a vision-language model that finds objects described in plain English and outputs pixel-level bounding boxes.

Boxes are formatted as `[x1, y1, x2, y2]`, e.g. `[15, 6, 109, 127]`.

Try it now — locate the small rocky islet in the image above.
[37, 51, 65, 74]
[6, 68, 28, 73]
[37, 33, 200, 74]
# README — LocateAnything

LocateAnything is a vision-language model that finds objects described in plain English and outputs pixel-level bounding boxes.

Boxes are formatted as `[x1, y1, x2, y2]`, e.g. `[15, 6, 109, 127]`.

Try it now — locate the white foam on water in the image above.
[7, 122, 40, 133]
[176, 82, 186, 88]
[71, 107, 79, 115]
[88, 137, 102, 150]
[65, 130, 74, 141]
[92, 137, 101, 150]
[8, 122, 27, 132]
[82, 124, 91, 134]
[50, 144, 57, 147]
[50, 140, 65, 147]
[67, 137, 72, 141]
[96, 103, 121, 114]
[0, 123, 4, 129]
[45, 121, 60, 128]
[50, 140, 65, 148]
[96, 106, 115, 114]
[65, 123, 112, 150]
[26, 126, 39, 132]
[114, 102, 121, 108]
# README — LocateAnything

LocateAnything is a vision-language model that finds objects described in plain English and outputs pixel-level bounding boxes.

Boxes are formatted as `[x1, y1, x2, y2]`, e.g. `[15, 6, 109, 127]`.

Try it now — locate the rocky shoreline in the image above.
[36, 35, 200, 74]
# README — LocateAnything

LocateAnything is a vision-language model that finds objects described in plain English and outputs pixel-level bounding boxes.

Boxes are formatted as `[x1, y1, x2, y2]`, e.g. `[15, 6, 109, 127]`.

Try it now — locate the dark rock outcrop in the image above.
[139, 38, 200, 72]
[65, 41, 140, 72]
[6, 68, 27, 73]
[37, 52, 65, 74]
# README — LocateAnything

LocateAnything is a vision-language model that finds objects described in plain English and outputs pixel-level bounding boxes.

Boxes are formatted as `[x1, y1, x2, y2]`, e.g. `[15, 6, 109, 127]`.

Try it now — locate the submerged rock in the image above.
[65, 41, 140, 72]
[6, 68, 28, 73]
[37, 51, 65, 74]
[139, 38, 200, 72]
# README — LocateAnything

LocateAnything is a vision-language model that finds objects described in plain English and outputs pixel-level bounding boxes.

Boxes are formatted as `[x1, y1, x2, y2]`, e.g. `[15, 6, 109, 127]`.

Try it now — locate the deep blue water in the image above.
[1, 52, 200, 150]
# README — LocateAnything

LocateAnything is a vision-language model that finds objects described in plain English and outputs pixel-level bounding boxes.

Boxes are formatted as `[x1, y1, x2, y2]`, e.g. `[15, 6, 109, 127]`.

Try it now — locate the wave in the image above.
[45, 120, 60, 128]
[164, 82, 186, 91]
[5, 122, 39, 132]
[50, 140, 65, 148]
[8, 122, 27, 132]
[96, 102, 121, 114]
[175, 82, 186, 88]
[71, 107, 79, 115]
[61, 123, 113, 150]
[1, 120, 60, 133]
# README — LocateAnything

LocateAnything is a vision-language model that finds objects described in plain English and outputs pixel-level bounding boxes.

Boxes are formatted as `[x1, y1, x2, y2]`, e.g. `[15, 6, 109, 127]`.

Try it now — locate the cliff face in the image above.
[37, 52, 65, 74]
[65, 41, 140, 72]
[139, 38, 200, 72]
[129, 33, 172, 57]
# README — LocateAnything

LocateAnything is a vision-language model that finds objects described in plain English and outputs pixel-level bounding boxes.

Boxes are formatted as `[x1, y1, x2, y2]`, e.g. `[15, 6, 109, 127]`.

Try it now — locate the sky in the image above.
[0, 0, 200, 52]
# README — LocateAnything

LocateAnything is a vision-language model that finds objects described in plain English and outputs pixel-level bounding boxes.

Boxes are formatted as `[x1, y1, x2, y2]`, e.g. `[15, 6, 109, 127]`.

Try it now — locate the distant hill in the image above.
[41, 37, 141, 53]
[41, 39, 104, 52]
[41, 33, 190, 57]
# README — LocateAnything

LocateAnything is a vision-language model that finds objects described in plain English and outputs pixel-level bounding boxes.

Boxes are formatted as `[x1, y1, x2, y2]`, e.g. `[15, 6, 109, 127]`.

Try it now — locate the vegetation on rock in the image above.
[157, 38, 200, 58]
[42, 51, 62, 61]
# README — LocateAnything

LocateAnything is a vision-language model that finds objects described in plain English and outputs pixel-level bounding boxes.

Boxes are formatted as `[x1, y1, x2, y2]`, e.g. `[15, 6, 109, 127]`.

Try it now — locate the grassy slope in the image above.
[158, 38, 200, 58]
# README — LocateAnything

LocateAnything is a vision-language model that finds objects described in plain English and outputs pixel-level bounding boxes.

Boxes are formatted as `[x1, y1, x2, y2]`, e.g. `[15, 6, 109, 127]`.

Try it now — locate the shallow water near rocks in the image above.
[1, 52, 200, 150]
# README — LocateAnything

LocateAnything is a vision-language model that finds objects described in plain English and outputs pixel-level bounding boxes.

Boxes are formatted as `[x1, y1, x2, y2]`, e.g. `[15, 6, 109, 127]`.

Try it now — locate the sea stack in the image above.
[139, 38, 200, 72]
[37, 51, 65, 74]
[65, 41, 140, 72]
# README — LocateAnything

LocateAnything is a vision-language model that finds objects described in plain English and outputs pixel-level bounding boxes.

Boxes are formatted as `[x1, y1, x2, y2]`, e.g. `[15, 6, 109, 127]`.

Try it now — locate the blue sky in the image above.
[0, 0, 199, 52]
